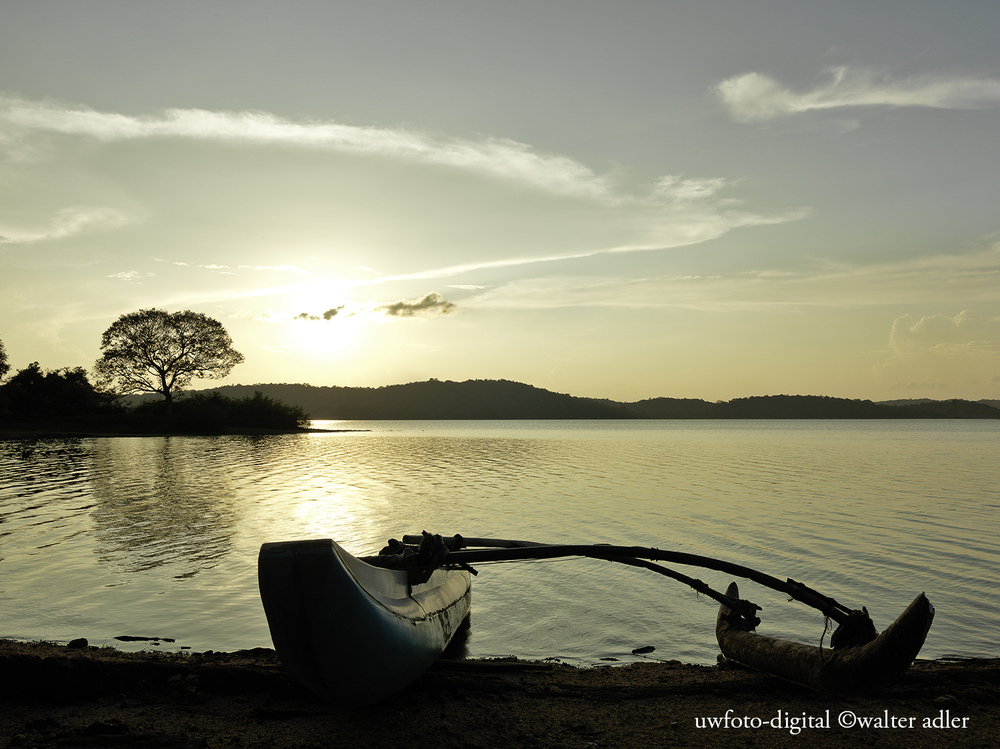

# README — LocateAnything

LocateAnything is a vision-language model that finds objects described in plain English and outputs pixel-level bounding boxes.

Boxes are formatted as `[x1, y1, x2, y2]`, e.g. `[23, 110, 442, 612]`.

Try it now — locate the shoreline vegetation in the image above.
[0, 367, 319, 437]
[1, 640, 997, 748]
[1, 377, 999, 438]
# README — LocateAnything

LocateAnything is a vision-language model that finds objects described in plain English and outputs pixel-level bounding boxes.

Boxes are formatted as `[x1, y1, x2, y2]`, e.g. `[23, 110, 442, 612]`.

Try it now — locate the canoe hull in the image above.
[716, 581, 934, 695]
[258, 538, 472, 705]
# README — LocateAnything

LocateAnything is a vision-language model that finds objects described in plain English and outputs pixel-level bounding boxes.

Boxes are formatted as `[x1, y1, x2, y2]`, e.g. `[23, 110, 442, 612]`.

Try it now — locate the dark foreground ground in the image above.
[1, 640, 997, 749]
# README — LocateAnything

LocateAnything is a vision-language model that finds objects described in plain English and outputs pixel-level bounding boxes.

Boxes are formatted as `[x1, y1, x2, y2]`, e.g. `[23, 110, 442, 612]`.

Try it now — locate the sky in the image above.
[2, 1, 999, 402]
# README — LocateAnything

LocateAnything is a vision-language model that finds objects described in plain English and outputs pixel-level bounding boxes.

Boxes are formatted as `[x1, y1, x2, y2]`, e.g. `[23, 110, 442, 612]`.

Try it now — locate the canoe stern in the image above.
[258, 538, 471, 705]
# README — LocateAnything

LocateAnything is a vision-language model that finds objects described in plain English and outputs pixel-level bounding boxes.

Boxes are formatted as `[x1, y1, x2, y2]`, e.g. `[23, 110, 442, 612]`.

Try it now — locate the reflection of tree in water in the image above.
[0, 439, 95, 566]
[89, 438, 240, 578]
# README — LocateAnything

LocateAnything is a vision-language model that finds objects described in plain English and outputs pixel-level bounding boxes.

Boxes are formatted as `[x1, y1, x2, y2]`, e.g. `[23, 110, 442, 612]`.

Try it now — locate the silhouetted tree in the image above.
[94, 309, 244, 404]
[0, 336, 9, 381]
[0, 362, 115, 422]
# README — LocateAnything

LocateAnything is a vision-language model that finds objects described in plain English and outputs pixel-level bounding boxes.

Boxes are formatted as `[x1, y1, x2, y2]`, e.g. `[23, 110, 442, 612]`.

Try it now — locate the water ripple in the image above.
[1, 420, 997, 661]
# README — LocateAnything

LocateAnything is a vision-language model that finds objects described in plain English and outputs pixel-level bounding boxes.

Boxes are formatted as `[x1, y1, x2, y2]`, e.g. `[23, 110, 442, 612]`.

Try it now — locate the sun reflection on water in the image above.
[1, 420, 997, 661]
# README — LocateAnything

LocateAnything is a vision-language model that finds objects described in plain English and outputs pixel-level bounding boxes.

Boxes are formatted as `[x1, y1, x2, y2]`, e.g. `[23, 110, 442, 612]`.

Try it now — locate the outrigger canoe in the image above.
[258, 537, 471, 706]
[259, 533, 934, 704]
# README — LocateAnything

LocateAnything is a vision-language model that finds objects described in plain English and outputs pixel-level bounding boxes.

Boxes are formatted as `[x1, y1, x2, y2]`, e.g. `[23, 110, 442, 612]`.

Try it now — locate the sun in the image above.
[286, 307, 364, 358]
[279, 281, 367, 358]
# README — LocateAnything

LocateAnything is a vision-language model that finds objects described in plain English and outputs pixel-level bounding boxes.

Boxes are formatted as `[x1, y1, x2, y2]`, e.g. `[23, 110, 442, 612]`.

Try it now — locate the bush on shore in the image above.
[131, 390, 309, 433]
[0, 363, 309, 433]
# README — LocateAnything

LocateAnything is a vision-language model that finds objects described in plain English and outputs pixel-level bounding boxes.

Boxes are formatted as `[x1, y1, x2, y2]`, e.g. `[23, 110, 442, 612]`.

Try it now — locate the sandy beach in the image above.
[1, 640, 997, 748]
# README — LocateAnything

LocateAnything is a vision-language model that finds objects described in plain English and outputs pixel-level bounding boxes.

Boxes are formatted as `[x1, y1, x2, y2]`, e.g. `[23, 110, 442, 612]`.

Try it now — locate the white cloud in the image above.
[878, 310, 1000, 392]
[649, 175, 735, 204]
[0, 205, 130, 244]
[108, 270, 154, 283]
[886, 310, 1000, 356]
[0, 95, 810, 276]
[716, 67, 1000, 123]
[0, 94, 617, 202]
[0, 94, 812, 233]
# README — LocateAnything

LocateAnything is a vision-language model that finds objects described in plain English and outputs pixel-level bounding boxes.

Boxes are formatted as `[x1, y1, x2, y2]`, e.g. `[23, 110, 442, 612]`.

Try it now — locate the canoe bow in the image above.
[716, 581, 934, 695]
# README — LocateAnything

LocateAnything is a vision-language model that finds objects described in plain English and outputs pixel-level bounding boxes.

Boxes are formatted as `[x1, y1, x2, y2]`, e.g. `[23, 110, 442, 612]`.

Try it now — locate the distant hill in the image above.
[876, 398, 1000, 418]
[201, 380, 633, 420]
[626, 394, 1000, 419]
[173, 380, 1000, 420]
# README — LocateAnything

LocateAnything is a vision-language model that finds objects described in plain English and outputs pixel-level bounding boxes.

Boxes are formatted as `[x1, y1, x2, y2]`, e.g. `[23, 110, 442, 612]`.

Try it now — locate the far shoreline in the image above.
[0, 423, 368, 439]
[6, 413, 1000, 441]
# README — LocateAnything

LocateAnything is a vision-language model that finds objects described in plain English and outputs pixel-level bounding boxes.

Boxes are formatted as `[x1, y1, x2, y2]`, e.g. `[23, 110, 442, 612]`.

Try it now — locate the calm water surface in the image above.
[1, 420, 997, 665]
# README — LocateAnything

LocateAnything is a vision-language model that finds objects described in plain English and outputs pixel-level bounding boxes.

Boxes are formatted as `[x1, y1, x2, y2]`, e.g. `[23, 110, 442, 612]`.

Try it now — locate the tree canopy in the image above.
[0, 336, 9, 381]
[0, 362, 116, 422]
[94, 309, 244, 403]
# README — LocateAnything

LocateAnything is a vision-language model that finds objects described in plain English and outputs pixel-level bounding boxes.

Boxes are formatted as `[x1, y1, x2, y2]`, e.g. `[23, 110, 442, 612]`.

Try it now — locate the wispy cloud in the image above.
[357, 201, 809, 287]
[154, 259, 309, 276]
[0, 94, 810, 232]
[108, 270, 154, 283]
[0, 94, 617, 202]
[464, 243, 1000, 312]
[1, 95, 809, 272]
[0, 205, 130, 244]
[239, 264, 311, 274]
[716, 67, 1000, 123]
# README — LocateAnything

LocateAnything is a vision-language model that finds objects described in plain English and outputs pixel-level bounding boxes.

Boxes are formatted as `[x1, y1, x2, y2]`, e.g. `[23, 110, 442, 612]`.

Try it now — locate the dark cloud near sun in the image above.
[295, 307, 344, 321]
[376, 292, 457, 318]
[291, 294, 456, 322]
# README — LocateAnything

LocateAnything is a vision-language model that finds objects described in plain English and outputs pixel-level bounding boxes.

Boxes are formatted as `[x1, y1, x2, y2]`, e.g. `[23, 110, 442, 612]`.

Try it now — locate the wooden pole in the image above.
[400, 535, 853, 624]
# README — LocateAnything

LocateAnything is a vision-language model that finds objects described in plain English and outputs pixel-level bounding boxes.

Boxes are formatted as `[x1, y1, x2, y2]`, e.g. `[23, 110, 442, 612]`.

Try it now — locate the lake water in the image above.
[1, 420, 997, 666]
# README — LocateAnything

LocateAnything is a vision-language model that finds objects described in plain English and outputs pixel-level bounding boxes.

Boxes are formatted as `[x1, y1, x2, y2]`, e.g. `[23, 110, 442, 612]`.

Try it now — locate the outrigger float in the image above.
[258, 532, 934, 705]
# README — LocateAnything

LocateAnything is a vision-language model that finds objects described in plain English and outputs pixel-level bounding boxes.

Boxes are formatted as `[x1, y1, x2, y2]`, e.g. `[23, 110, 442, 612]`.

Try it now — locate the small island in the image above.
[2, 311, 997, 438]
[0, 310, 313, 437]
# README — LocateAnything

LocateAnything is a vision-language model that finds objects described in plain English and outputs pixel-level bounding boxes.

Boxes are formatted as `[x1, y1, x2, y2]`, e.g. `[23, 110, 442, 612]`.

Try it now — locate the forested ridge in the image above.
[197, 380, 1000, 420]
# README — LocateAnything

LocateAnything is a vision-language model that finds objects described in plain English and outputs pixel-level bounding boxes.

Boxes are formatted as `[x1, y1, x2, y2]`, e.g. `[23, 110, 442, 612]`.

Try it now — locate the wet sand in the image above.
[1, 640, 997, 748]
